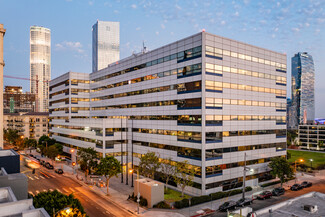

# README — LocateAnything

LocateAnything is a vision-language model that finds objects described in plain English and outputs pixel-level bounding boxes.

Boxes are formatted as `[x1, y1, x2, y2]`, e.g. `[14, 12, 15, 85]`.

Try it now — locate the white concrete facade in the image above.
[49, 32, 287, 196]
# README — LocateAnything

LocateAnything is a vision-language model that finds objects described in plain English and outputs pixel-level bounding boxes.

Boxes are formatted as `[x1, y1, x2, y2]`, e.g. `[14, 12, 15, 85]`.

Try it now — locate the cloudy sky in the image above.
[0, 0, 324, 116]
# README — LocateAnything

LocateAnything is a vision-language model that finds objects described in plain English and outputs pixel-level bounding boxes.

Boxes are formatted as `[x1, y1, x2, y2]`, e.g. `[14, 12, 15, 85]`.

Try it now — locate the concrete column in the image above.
[0, 24, 6, 149]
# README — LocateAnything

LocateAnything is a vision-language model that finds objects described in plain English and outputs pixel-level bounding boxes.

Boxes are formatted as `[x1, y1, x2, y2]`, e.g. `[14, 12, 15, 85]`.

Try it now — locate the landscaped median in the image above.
[151, 187, 253, 209]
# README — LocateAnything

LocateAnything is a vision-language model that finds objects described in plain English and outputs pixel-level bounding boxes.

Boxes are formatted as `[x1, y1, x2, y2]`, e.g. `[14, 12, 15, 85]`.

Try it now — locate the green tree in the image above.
[160, 158, 177, 191]
[138, 152, 161, 179]
[77, 147, 98, 180]
[4, 128, 20, 145]
[25, 138, 38, 152]
[269, 157, 293, 187]
[174, 160, 195, 197]
[38, 135, 56, 147]
[56, 207, 87, 217]
[33, 190, 86, 216]
[45, 145, 60, 165]
[317, 140, 324, 150]
[97, 156, 122, 195]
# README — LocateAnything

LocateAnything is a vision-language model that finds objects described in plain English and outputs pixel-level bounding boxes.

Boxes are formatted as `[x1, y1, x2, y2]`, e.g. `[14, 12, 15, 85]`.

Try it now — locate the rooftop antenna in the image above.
[142, 41, 147, 53]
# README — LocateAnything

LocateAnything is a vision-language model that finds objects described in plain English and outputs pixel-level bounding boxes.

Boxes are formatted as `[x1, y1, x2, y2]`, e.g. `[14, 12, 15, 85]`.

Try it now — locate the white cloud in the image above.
[161, 24, 165, 29]
[131, 4, 137, 9]
[155, 31, 159, 35]
[292, 27, 300, 32]
[175, 4, 181, 10]
[234, 11, 239, 16]
[136, 27, 141, 31]
[89, 1, 94, 6]
[220, 20, 226, 25]
[170, 32, 174, 35]
[55, 41, 84, 53]
[114, 10, 119, 14]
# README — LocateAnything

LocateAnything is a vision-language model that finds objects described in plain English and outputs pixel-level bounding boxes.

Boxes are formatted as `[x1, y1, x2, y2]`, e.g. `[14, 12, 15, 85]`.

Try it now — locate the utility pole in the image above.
[242, 152, 247, 199]
[0, 24, 6, 149]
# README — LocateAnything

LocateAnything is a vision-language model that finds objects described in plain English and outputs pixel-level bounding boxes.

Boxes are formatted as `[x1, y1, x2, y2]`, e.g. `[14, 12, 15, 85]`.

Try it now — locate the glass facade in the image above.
[290, 52, 315, 128]
[92, 21, 120, 72]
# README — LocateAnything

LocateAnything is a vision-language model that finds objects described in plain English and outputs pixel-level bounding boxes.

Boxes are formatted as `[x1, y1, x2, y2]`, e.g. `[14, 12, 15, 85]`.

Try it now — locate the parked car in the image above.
[55, 169, 63, 174]
[257, 191, 272, 200]
[236, 198, 253, 207]
[290, 184, 303, 191]
[301, 181, 312, 188]
[272, 187, 285, 196]
[45, 163, 54, 169]
[218, 200, 237, 212]
[40, 160, 46, 166]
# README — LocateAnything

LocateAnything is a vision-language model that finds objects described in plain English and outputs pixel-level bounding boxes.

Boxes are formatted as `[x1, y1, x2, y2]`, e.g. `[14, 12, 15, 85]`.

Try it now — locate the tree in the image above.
[138, 152, 161, 179]
[174, 160, 195, 197]
[56, 208, 87, 217]
[160, 158, 177, 191]
[4, 128, 19, 145]
[38, 135, 56, 147]
[97, 156, 122, 195]
[45, 145, 60, 165]
[33, 190, 86, 216]
[77, 147, 98, 180]
[317, 140, 324, 150]
[269, 157, 293, 187]
[25, 138, 38, 152]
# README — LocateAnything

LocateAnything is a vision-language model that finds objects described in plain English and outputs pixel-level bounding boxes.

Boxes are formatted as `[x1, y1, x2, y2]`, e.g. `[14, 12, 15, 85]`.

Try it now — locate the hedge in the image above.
[128, 193, 148, 207]
[260, 180, 281, 188]
[174, 186, 253, 209]
[153, 201, 171, 209]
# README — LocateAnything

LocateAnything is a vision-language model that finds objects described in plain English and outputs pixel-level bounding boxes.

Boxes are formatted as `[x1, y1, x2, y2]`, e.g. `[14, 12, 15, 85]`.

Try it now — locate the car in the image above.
[301, 181, 312, 188]
[290, 184, 303, 191]
[257, 191, 272, 200]
[272, 187, 285, 196]
[55, 169, 64, 174]
[236, 198, 253, 207]
[40, 160, 46, 166]
[45, 163, 54, 169]
[218, 200, 237, 212]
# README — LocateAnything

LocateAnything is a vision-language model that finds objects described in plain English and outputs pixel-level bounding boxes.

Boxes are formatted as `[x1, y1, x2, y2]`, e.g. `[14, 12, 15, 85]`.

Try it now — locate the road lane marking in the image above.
[49, 174, 56, 178]
[49, 189, 54, 191]
[40, 176, 45, 179]
[56, 189, 62, 193]
[28, 191, 34, 196]
[62, 188, 69, 192]
[69, 187, 75, 192]
[43, 189, 47, 192]
[105, 211, 111, 214]
[36, 190, 40, 194]
[39, 171, 50, 178]
[27, 176, 34, 180]
[34, 176, 39, 180]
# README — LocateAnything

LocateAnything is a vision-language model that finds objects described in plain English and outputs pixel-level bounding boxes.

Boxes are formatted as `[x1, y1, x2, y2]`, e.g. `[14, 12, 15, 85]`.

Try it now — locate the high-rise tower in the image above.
[30, 26, 51, 112]
[92, 20, 119, 72]
[290, 52, 315, 128]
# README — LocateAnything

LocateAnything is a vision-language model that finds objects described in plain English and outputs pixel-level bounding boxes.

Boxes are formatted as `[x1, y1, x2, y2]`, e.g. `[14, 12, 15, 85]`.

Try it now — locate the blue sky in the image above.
[0, 0, 324, 116]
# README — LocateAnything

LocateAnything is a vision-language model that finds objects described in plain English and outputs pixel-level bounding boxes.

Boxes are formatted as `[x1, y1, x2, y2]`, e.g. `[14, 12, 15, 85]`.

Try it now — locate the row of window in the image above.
[206, 115, 286, 125]
[206, 80, 286, 97]
[205, 46, 286, 71]
[50, 125, 126, 136]
[49, 107, 90, 113]
[205, 63, 286, 83]
[91, 63, 202, 92]
[91, 46, 202, 83]
[206, 97, 286, 109]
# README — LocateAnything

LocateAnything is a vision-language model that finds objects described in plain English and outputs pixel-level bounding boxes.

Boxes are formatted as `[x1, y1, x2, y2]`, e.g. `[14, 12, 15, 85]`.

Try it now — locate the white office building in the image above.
[92, 20, 120, 72]
[49, 32, 287, 196]
[30, 26, 51, 112]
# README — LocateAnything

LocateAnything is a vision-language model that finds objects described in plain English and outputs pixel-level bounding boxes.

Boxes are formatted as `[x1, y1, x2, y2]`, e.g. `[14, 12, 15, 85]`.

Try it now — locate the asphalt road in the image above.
[20, 160, 135, 217]
[214, 179, 325, 216]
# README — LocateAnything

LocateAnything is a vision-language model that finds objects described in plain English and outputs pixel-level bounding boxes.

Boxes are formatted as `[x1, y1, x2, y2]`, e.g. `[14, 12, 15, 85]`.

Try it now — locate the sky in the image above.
[0, 0, 324, 116]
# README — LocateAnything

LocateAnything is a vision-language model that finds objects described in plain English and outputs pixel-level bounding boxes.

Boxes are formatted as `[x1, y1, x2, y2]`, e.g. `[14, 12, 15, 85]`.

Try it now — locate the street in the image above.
[20, 160, 135, 217]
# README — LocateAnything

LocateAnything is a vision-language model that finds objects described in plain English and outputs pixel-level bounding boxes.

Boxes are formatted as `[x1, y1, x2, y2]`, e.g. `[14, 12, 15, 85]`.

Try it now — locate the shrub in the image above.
[261, 180, 281, 188]
[174, 198, 190, 209]
[153, 201, 171, 209]
[245, 186, 253, 191]
[191, 195, 211, 206]
[210, 191, 225, 200]
[140, 197, 148, 207]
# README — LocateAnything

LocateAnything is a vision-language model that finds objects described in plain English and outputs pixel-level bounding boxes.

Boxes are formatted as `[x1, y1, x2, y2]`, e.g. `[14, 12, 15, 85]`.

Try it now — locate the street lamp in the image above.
[294, 159, 304, 183]
[309, 159, 313, 168]
[129, 168, 140, 214]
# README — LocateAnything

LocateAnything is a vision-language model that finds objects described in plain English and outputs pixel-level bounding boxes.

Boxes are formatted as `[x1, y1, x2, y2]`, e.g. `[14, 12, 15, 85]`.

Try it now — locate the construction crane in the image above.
[3, 74, 50, 112]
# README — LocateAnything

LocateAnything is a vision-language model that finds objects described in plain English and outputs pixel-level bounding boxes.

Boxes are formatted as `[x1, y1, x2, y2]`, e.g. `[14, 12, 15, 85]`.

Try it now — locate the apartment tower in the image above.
[30, 26, 51, 112]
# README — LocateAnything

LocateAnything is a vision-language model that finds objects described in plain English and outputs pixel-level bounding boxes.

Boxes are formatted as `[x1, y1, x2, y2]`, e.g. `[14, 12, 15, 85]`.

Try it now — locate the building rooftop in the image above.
[256, 192, 325, 217]
[0, 150, 17, 157]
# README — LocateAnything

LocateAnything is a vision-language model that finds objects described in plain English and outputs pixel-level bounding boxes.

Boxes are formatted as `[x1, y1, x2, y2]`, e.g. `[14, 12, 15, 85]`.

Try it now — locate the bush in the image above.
[153, 201, 171, 209]
[174, 198, 190, 209]
[210, 192, 226, 200]
[128, 193, 148, 207]
[191, 195, 211, 206]
[245, 186, 253, 191]
[261, 180, 281, 188]
[229, 189, 242, 196]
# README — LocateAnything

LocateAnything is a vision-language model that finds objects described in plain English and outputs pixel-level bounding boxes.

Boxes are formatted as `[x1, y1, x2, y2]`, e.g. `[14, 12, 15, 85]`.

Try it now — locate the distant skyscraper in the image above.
[92, 20, 119, 72]
[289, 52, 315, 128]
[30, 26, 51, 112]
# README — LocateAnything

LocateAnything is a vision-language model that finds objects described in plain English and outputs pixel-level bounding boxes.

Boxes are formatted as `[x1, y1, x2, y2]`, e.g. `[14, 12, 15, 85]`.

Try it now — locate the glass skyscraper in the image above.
[92, 20, 119, 72]
[30, 26, 51, 112]
[290, 52, 315, 128]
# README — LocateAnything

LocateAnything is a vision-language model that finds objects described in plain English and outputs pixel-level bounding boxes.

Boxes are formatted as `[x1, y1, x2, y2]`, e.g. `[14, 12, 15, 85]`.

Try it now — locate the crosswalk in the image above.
[27, 174, 57, 181]
[28, 187, 79, 196]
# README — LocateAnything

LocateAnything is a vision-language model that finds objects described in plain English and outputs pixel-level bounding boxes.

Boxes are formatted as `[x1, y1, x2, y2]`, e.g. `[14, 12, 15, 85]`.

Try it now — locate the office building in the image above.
[289, 52, 315, 129]
[50, 32, 287, 195]
[3, 86, 36, 113]
[30, 26, 51, 112]
[92, 20, 119, 72]
[0, 24, 6, 149]
[4, 112, 49, 140]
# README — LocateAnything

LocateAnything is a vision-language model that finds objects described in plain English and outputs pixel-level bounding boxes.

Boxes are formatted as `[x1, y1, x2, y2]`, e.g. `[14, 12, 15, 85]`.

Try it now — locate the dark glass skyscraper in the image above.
[289, 52, 315, 128]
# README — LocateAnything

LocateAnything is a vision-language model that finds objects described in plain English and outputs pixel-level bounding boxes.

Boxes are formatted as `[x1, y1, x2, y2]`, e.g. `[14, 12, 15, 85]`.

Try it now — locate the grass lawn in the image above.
[164, 188, 191, 203]
[288, 149, 325, 168]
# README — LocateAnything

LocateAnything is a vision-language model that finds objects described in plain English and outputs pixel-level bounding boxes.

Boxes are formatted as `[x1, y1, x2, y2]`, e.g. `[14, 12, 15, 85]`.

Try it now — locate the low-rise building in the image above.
[4, 112, 49, 140]
[298, 124, 325, 150]
[3, 86, 36, 113]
